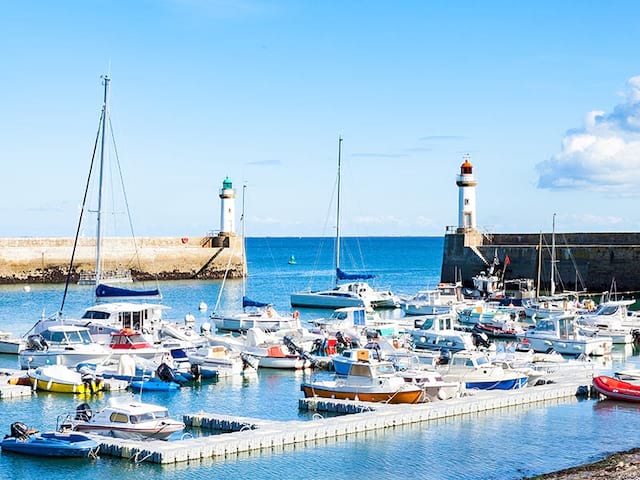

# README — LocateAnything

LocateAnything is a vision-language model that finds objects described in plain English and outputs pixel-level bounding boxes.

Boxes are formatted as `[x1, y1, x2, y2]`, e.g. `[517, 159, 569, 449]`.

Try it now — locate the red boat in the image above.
[592, 375, 640, 402]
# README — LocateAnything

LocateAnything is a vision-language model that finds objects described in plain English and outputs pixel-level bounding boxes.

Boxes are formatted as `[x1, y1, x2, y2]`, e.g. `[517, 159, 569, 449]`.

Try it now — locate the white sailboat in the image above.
[27, 76, 202, 354]
[290, 137, 399, 310]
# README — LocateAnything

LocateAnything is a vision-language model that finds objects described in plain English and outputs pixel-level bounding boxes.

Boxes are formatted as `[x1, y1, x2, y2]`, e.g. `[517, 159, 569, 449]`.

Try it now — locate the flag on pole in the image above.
[504, 254, 511, 267]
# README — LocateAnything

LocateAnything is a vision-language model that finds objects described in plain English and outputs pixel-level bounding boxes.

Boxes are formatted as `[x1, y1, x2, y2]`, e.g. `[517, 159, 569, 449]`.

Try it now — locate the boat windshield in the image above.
[535, 320, 556, 332]
[372, 363, 396, 376]
[130, 410, 168, 423]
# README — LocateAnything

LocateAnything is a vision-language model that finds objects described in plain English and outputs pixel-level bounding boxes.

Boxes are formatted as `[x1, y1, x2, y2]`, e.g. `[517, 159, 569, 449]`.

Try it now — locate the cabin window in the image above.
[110, 412, 129, 423]
[349, 364, 371, 377]
[82, 310, 110, 320]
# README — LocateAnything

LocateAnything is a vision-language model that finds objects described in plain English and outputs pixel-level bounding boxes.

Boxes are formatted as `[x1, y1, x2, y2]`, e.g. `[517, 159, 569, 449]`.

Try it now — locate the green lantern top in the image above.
[222, 177, 233, 189]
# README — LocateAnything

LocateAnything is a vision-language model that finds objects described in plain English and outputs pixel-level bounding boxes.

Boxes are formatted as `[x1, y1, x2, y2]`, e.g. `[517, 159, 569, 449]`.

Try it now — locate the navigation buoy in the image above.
[23, 285, 31, 293]
[199, 302, 208, 311]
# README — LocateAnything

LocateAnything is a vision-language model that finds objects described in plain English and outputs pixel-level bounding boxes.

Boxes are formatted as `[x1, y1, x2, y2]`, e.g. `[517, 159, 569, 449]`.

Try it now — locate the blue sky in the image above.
[2, 1, 640, 238]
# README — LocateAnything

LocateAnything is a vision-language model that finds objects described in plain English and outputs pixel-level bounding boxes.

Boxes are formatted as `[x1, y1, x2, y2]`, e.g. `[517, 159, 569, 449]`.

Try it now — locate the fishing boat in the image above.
[243, 328, 311, 369]
[300, 359, 423, 404]
[188, 345, 256, 377]
[592, 375, 640, 402]
[62, 398, 185, 440]
[290, 137, 399, 310]
[0, 423, 99, 458]
[27, 364, 104, 394]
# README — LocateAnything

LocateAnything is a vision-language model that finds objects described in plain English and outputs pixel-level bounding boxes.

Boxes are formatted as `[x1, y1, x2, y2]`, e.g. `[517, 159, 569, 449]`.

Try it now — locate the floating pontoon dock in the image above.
[94, 381, 594, 464]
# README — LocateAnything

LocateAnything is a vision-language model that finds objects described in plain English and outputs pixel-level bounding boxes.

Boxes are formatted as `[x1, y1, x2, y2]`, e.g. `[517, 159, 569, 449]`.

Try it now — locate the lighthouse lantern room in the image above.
[456, 155, 477, 233]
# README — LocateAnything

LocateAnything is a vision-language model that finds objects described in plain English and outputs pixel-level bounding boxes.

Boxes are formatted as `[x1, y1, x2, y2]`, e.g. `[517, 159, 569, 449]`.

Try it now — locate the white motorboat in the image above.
[211, 302, 300, 333]
[242, 328, 311, 369]
[62, 398, 185, 441]
[188, 345, 256, 377]
[19, 326, 111, 369]
[576, 299, 638, 344]
[0, 331, 26, 354]
[516, 314, 612, 356]
[407, 313, 478, 353]
[402, 282, 463, 316]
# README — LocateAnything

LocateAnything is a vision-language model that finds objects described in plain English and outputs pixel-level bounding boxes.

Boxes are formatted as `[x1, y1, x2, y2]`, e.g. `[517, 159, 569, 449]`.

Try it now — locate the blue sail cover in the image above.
[95, 283, 161, 299]
[336, 268, 374, 281]
[242, 296, 270, 308]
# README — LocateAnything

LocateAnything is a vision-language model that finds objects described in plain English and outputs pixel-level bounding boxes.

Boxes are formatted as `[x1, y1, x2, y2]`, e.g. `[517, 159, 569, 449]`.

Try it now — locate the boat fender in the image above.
[293, 310, 300, 320]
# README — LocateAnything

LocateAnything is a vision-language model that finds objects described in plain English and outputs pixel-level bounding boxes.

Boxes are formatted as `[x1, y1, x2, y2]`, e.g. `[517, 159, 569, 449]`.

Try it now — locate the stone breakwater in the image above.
[0, 235, 245, 284]
[441, 230, 640, 293]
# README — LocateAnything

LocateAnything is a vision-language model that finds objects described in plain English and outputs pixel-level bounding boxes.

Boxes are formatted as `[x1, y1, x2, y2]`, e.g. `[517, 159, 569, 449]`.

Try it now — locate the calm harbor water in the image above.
[0, 236, 638, 480]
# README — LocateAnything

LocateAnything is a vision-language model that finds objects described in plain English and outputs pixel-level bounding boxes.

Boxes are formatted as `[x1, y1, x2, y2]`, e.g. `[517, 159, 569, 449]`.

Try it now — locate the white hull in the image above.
[290, 292, 366, 309]
[212, 314, 299, 333]
[0, 335, 25, 354]
[19, 350, 111, 369]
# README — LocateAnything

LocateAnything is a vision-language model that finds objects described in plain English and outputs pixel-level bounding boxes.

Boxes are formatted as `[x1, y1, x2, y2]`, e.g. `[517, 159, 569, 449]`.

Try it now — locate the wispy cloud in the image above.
[350, 153, 409, 159]
[245, 159, 282, 166]
[419, 135, 467, 141]
[537, 76, 640, 193]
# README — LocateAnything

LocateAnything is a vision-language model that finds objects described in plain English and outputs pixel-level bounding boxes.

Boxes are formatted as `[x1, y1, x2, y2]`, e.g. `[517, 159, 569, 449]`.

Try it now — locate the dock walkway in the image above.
[94, 381, 592, 464]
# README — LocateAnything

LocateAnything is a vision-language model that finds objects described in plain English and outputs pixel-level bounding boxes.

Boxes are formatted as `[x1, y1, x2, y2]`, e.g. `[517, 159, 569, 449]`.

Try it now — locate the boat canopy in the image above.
[95, 284, 161, 299]
[336, 268, 374, 281]
[242, 296, 270, 308]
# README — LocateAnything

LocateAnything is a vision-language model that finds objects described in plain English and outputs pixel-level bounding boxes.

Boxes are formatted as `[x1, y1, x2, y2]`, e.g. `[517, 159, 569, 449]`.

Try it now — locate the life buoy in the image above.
[181, 237, 189, 244]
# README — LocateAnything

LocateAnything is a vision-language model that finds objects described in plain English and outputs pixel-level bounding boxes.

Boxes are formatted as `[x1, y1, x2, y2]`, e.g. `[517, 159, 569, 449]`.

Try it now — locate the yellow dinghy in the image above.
[28, 365, 103, 394]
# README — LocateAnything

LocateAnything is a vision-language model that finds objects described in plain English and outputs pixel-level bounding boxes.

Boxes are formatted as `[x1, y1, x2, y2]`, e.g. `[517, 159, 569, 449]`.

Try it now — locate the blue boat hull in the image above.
[129, 380, 180, 391]
[0, 432, 98, 457]
[465, 376, 528, 391]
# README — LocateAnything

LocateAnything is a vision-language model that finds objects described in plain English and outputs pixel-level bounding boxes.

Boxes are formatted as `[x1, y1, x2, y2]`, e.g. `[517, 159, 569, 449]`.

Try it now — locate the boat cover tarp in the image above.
[95, 284, 161, 299]
[336, 268, 374, 280]
[242, 296, 270, 308]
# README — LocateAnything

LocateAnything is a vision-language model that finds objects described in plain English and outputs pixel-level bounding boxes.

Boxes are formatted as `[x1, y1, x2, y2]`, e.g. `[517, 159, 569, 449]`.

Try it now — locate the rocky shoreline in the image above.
[528, 448, 640, 479]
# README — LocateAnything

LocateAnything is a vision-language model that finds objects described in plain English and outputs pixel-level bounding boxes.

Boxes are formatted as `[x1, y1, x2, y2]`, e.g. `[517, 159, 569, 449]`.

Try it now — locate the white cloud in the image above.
[537, 76, 640, 193]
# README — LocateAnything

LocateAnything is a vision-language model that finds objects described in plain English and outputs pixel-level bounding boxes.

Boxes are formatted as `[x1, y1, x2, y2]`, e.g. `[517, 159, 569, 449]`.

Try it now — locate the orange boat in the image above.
[301, 359, 423, 404]
[592, 375, 640, 402]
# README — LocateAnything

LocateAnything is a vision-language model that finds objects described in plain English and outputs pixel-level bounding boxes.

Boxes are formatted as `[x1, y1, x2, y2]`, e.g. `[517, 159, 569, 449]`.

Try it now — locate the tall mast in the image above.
[241, 183, 247, 298]
[95, 75, 110, 285]
[550, 213, 556, 296]
[335, 136, 342, 287]
[536, 231, 542, 299]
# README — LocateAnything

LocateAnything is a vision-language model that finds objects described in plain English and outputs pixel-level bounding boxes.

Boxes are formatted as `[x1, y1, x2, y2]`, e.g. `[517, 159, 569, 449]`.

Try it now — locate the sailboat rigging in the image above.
[290, 136, 397, 310]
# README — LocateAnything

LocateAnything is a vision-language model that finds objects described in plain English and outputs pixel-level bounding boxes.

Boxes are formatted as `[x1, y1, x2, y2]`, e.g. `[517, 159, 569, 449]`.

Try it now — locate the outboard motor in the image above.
[9, 422, 30, 440]
[471, 330, 491, 349]
[75, 403, 93, 422]
[156, 362, 177, 383]
[26, 334, 48, 351]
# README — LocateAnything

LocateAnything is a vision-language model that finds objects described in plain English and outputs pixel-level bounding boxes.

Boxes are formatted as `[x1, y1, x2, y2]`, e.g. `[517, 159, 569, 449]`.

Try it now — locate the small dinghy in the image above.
[0, 422, 99, 457]
[593, 375, 640, 402]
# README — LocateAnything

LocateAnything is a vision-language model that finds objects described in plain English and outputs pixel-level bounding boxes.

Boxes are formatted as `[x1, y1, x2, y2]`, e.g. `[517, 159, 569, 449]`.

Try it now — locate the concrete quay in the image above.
[0, 235, 245, 284]
[92, 381, 591, 465]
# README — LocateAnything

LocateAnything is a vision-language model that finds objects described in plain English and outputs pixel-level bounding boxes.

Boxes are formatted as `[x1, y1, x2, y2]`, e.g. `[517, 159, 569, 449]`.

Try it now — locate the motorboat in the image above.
[401, 283, 463, 316]
[62, 398, 185, 440]
[301, 360, 423, 404]
[188, 345, 257, 377]
[516, 314, 612, 356]
[592, 375, 640, 402]
[211, 301, 300, 333]
[0, 422, 98, 457]
[576, 300, 638, 344]
[243, 328, 312, 369]
[27, 364, 104, 394]
[438, 351, 528, 391]
[0, 330, 26, 354]
[407, 313, 479, 353]
[331, 348, 386, 376]
[19, 325, 111, 369]
[107, 328, 168, 360]
[522, 295, 580, 319]
[396, 369, 460, 402]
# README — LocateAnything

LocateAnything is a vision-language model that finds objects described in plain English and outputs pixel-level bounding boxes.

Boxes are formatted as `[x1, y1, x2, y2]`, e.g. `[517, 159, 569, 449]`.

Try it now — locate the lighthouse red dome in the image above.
[460, 157, 473, 175]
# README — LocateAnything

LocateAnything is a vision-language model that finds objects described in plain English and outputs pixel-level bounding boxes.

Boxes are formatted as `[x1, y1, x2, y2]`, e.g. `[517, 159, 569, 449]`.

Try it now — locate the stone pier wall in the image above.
[0, 235, 245, 284]
[441, 232, 640, 293]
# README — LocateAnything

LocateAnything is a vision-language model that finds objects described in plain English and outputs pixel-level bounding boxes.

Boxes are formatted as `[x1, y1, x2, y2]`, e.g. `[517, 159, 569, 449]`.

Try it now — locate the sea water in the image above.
[0, 237, 638, 480]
